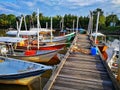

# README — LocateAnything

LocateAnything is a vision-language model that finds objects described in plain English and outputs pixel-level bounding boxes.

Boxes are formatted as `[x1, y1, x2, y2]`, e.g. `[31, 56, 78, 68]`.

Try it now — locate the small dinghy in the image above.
[0, 56, 52, 79]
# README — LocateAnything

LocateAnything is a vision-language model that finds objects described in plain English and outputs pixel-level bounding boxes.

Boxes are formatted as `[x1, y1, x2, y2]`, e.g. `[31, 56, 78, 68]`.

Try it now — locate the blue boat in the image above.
[0, 56, 52, 79]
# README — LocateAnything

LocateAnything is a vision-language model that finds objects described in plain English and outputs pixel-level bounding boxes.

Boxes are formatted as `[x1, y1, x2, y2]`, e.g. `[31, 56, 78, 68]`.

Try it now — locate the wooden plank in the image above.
[59, 69, 111, 81]
[67, 57, 102, 63]
[70, 54, 98, 59]
[58, 74, 112, 86]
[64, 61, 106, 71]
[52, 76, 114, 90]
[62, 67, 107, 75]
[44, 34, 117, 90]
[43, 34, 78, 90]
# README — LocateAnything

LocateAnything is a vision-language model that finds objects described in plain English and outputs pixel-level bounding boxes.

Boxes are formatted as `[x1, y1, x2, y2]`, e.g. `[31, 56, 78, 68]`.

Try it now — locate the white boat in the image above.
[41, 32, 75, 43]
[0, 37, 59, 63]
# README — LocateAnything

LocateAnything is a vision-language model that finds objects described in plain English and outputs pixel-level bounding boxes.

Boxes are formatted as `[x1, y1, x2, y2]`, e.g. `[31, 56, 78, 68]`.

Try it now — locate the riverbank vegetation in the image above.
[0, 8, 120, 34]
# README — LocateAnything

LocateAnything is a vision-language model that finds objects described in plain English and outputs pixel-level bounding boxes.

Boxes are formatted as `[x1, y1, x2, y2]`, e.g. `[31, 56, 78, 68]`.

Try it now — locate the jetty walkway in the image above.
[44, 34, 118, 90]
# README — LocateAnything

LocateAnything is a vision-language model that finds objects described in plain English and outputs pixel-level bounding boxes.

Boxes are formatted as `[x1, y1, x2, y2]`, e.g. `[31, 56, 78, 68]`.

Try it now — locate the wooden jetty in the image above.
[44, 34, 119, 90]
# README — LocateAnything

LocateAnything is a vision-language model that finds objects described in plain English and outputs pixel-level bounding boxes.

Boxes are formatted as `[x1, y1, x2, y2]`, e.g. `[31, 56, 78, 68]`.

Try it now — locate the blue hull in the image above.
[0, 56, 52, 80]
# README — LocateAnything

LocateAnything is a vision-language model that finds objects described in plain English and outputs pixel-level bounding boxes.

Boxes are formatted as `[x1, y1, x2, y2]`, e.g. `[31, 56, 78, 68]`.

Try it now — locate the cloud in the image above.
[0, 6, 22, 15]
[0, 0, 120, 17]
[0, 7, 14, 13]
[111, 0, 120, 5]
[0, 2, 22, 15]
[39, 0, 106, 7]
[65, 0, 102, 6]
[21, 1, 37, 7]
[0, 2, 20, 8]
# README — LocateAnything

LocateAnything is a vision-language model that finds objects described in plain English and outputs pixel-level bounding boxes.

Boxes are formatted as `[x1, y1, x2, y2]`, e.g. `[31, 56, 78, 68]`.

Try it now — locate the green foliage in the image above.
[0, 8, 120, 34]
[106, 14, 119, 27]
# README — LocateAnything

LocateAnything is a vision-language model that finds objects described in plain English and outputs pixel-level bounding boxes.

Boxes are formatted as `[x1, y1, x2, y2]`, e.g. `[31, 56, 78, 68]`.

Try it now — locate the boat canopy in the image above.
[0, 37, 27, 43]
[91, 32, 105, 37]
[6, 31, 38, 36]
[30, 28, 55, 32]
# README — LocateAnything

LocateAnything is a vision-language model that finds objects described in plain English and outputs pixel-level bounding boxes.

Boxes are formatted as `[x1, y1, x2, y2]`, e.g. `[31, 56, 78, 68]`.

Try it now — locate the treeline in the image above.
[0, 8, 120, 31]
[0, 13, 89, 30]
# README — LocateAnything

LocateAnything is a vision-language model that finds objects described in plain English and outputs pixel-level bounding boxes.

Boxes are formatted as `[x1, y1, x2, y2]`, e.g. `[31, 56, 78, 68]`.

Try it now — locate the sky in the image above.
[0, 0, 120, 17]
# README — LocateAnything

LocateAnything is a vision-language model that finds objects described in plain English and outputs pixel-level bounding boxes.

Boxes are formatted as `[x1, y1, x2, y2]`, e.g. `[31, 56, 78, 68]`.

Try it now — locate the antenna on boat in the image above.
[94, 11, 100, 44]
[50, 17, 53, 43]
[37, 9, 40, 49]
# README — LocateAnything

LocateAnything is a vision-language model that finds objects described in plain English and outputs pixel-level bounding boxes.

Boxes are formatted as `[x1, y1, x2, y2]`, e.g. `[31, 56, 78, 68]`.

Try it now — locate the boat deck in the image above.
[44, 34, 118, 90]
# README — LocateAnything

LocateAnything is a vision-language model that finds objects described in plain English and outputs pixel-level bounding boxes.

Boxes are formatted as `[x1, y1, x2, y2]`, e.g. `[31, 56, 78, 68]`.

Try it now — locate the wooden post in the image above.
[95, 11, 100, 44]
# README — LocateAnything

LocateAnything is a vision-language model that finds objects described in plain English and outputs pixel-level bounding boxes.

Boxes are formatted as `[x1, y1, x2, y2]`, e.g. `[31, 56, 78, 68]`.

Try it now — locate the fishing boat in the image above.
[41, 32, 75, 43]
[6, 30, 68, 50]
[8, 49, 59, 63]
[98, 45, 118, 77]
[0, 56, 52, 79]
[6, 27, 75, 43]
[0, 37, 59, 63]
[17, 42, 67, 50]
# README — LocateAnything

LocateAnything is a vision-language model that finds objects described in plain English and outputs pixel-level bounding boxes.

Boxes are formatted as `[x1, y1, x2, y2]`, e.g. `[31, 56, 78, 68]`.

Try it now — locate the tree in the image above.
[106, 14, 119, 27]
[7, 14, 16, 28]
[92, 8, 106, 30]
[0, 14, 9, 28]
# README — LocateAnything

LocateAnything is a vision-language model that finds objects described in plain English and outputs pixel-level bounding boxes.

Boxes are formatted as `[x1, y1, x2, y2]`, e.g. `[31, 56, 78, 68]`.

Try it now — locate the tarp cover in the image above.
[0, 37, 27, 43]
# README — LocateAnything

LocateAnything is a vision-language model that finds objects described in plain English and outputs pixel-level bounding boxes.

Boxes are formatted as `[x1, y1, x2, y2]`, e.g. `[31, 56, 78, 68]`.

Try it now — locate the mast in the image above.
[37, 9, 40, 49]
[16, 21, 18, 30]
[95, 11, 100, 44]
[50, 17, 53, 43]
[23, 15, 27, 31]
[73, 20, 75, 32]
[88, 11, 93, 35]
[76, 16, 79, 33]
[46, 22, 48, 29]
[17, 16, 23, 37]
[62, 17, 64, 32]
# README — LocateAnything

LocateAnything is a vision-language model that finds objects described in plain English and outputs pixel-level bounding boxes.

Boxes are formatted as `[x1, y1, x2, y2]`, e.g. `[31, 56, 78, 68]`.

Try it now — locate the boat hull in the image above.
[17, 43, 66, 50]
[41, 32, 75, 43]
[0, 57, 52, 79]
[8, 50, 58, 63]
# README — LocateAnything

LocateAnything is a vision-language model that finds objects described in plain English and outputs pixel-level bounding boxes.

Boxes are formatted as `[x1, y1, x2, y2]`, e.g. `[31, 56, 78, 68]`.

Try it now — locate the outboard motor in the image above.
[0, 45, 8, 55]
